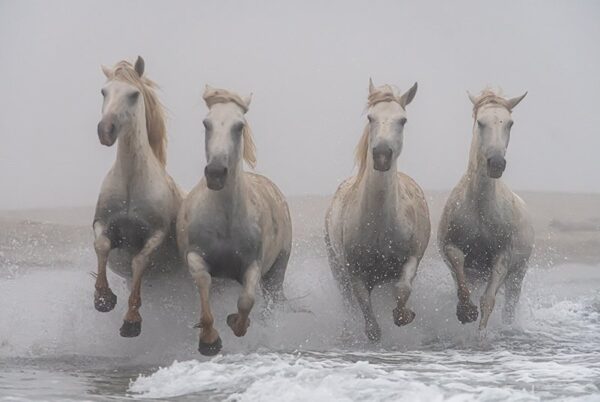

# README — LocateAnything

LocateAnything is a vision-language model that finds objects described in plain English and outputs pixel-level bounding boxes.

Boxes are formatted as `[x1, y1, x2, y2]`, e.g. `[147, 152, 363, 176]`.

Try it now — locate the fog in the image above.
[1, 0, 599, 210]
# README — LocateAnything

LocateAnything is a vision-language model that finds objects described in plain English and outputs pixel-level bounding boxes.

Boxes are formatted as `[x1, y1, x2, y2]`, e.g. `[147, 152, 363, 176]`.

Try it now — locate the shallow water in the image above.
[1, 227, 599, 401]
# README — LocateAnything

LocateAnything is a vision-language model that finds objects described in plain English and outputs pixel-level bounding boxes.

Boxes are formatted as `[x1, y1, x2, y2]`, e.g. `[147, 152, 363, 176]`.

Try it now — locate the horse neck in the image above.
[115, 113, 157, 180]
[465, 123, 499, 207]
[356, 154, 399, 220]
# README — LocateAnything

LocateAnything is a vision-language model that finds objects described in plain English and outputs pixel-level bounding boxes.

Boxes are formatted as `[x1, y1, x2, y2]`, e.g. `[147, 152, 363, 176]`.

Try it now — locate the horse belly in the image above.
[450, 224, 501, 281]
[347, 245, 409, 289]
[188, 224, 260, 283]
[105, 215, 179, 278]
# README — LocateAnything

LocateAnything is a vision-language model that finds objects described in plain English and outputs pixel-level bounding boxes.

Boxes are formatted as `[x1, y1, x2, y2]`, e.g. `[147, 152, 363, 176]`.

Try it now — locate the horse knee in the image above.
[94, 236, 111, 255]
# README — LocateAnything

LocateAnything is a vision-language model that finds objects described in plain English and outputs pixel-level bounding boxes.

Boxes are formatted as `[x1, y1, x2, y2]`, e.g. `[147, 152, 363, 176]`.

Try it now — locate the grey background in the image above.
[1, 0, 598, 209]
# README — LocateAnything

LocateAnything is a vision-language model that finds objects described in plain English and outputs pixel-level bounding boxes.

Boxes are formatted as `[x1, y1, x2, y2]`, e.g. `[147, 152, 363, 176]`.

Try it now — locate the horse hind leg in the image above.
[479, 253, 510, 330]
[262, 250, 290, 304]
[350, 276, 381, 342]
[227, 262, 261, 337]
[393, 256, 418, 327]
[502, 265, 527, 325]
[93, 222, 117, 312]
[188, 252, 221, 356]
[120, 231, 165, 338]
[443, 244, 478, 324]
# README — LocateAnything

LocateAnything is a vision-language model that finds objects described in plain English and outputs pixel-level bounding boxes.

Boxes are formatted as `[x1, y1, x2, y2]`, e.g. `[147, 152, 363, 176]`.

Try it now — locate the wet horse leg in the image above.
[188, 252, 221, 355]
[120, 231, 165, 337]
[503, 266, 526, 325]
[227, 262, 261, 337]
[479, 253, 510, 330]
[350, 276, 380, 342]
[262, 250, 290, 304]
[393, 256, 418, 326]
[93, 222, 117, 312]
[444, 244, 478, 323]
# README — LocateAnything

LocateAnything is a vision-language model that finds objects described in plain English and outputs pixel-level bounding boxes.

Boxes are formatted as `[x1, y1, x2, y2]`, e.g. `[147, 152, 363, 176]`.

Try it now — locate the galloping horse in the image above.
[177, 86, 292, 355]
[438, 89, 534, 330]
[325, 80, 430, 342]
[93, 57, 183, 337]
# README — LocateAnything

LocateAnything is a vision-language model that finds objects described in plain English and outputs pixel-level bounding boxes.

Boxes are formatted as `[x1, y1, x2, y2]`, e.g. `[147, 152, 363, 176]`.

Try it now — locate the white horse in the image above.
[438, 89, 534, 330]
[177, 86, 292, 355]
[93, 57, 183, 337]
[325, 80, 431, 342]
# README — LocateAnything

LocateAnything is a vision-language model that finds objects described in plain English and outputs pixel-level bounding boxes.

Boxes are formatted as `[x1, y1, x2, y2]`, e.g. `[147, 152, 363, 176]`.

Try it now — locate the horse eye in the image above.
[367, 115, 374, 123]
[128, 91, 140, 103]
[101, 89, 106, 97]
[203, 119, 212, 130]
[233, 122, 244, 134]
[399, 117, 407, 126]
[507, 121, 514, 129]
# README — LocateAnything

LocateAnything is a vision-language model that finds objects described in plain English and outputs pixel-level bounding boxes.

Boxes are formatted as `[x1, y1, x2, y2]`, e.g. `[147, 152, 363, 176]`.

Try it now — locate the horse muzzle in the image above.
[373, 145, 393, 172]
[487, 155, 506, 178]
[97, 119, 117, 146]
[205, 163, 228, 191]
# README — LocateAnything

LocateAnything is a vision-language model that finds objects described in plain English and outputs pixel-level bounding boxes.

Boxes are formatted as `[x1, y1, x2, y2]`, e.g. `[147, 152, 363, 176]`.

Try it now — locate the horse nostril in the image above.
[488, 156, 506, 171]
[98, 120, 116, 136]
[372, 145, 393, 171]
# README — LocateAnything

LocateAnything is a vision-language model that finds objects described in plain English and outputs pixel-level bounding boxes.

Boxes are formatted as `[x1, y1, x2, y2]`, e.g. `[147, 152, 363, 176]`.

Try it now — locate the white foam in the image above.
[128, 352, 549, 401]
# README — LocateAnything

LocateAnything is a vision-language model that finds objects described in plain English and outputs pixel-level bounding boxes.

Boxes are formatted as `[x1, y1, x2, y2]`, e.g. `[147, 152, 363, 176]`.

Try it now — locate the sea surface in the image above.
[0, 220, 599, 401]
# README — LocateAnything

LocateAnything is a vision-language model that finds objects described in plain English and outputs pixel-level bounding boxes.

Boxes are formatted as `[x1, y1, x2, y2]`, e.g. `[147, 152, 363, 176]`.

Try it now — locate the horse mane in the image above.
[108, 60, 168, 167]
[471, 88, 512, 118]
[202, 87, 256, 168]
[353, 84, 404, 187]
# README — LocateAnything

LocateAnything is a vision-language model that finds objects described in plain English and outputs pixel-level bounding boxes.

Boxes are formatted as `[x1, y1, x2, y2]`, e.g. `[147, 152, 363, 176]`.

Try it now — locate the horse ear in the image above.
[101, 65, 112, 78]
[368, 78, 375, 95]
[243, 93, 253, 109]
[507, 91, 527, 110]
[399, 82, 418, 108]
[134, 56, 145, 77]
[467, 90, 478, 105]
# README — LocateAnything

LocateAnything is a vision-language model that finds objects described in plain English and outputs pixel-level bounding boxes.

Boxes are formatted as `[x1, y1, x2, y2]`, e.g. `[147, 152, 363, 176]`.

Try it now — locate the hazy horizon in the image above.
[1, 1, 599, 210]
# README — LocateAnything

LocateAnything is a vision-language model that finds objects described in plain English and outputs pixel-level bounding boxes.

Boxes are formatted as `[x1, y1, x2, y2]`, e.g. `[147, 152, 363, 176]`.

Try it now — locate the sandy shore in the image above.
[1, 191, 599, 272]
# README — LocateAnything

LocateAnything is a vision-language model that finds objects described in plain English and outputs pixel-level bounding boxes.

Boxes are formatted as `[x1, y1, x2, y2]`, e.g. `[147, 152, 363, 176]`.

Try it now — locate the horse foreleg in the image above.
[93, 222, 117, 312]
[119, 231, 165, 338]
[479, 253, 510, 330]
[444, 244, 478, 324]
[350, 276, 380, 342]
[227, 262, 260, 337]
[188, 252, 221, 356]
[393, 256, 418, 326]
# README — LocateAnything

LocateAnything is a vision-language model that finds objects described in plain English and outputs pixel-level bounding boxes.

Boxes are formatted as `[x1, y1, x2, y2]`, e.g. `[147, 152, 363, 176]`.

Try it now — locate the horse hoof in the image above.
[94, 288, 117, 312]
[457, 302, 479, 324]
[198, 337, 222, 356]
[120, 320, 141, 337]
[366, 323, 381, 342]
[393, 307, 416, 326]
[226, 313, 250, 337]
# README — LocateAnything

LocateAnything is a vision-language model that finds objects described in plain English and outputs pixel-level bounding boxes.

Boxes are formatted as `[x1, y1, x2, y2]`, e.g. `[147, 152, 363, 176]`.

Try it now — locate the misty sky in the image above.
[1, 1, 599, 209]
